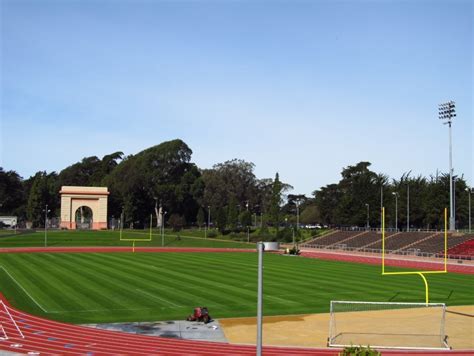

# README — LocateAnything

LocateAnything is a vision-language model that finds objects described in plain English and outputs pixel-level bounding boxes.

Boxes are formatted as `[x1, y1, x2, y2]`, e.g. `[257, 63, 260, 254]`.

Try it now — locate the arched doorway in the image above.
[60, 186, 109, 230]
[75, 206, 93, 230]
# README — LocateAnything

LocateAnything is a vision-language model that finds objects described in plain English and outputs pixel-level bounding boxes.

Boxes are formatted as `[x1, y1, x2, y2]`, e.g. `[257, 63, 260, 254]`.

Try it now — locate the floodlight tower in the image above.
[439, 101, 456, 231]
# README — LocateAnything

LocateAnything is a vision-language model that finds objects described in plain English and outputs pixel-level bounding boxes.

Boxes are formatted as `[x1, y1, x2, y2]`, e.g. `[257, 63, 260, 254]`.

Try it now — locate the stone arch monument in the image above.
[59, 186, 109, 230]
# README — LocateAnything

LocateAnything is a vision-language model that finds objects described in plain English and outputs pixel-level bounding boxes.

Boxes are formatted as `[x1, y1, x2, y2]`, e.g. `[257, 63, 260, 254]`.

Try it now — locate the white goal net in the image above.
[328, 301, 449, 350]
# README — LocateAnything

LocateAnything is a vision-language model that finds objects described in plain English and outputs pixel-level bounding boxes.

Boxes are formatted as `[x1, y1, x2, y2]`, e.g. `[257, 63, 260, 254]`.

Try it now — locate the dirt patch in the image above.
[219, 305, 474, 350]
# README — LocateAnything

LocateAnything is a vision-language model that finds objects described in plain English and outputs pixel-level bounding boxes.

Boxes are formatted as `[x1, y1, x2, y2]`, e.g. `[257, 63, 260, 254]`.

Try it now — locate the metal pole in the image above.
[468, 188, 472, 233]
[407, 184, 410, 232]
[296, 200, 300, 230]
[380, 185, 383, 231]
[453, 177, 456, 230]
[247, 226, 250, 243]
[366, 203, 369, 229]
[256, 242, 263, 356]
[161, 211, 166, 247]
[207, 206, 211, 238]
[395, 195, 398, 231]
[44, 204, 48, 247]
[392, 192, 398, 231]
[449, 121, 454, 231]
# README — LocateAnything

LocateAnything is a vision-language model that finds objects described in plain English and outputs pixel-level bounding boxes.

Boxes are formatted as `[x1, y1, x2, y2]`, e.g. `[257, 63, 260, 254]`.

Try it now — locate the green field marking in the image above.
[0, 266, 49, 312]
[0, 252, 472, 324]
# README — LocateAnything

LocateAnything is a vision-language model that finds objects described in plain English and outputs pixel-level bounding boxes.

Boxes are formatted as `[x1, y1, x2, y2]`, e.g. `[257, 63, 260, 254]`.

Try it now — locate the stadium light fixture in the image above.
[439, 101, 456, 231]
[466, 187, 472, 233]
[392, 192, 399, 231]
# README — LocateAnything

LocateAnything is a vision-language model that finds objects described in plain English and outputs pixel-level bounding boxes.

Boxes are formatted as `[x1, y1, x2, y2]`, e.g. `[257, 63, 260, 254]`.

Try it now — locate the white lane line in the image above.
[0, 266, 49, 313]
[135, 288, 181, 307]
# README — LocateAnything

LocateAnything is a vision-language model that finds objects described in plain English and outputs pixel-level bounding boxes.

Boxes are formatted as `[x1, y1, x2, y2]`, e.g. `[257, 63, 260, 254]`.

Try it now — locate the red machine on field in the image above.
[186, 307, 211, 323]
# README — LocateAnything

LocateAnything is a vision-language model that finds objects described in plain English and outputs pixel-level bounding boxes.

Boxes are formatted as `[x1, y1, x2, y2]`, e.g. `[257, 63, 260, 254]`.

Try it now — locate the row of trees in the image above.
[313, 162, 471, 230]
[0, 140, 471, 232]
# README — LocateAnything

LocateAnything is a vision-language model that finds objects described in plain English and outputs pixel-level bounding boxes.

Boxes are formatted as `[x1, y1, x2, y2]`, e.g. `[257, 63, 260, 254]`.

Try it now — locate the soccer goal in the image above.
[328, 301, 449, 350]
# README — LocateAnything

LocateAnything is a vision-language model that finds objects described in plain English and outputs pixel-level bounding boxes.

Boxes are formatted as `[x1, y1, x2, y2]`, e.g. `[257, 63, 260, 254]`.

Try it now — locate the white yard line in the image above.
[135, 288, 181, 307]
[0, 266, 49, 313]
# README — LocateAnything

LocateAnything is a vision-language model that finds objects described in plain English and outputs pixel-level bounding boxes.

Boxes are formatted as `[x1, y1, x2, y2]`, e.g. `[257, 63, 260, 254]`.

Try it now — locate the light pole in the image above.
[295, 199, 300, 230]
[439, 101, 456, 231]
[161, 211, 167, 247]
[237, 204, 241, 226]
[406, 184, 410, 232]
[43, 204, 50, 247]
[392, 192, 399, 231]
[380, 185, 384, 231]
[154, 197, 159, 228]
[256, 241, 264, 356]
[365, 203, 370, 229]
[207, 205, 211, 237]
[466, 187, 472, 233]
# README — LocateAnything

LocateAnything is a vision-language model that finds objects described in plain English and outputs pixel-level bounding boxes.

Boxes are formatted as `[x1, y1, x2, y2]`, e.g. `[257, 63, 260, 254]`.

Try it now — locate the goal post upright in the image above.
[119, 213, 153, 252]
[381, 207, 448, 304]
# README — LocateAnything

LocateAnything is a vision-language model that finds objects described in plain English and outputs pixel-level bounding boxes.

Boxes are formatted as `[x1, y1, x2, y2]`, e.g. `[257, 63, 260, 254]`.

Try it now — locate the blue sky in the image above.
[1, 0, 472, 195]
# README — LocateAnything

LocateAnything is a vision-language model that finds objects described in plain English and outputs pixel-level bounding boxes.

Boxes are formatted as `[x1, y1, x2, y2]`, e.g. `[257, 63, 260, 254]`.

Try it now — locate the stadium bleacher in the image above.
[447, 238, 474, 256]
[306, 230, 474, 257]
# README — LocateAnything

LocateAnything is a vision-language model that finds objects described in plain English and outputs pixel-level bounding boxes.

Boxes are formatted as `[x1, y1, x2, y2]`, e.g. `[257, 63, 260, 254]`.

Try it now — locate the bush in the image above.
[288, 246, 300, 255]
[276, 227, 293, 242]
[207, 230, 217, 238]
[168, 214, 185, 232]
[339, 344, 381, 356]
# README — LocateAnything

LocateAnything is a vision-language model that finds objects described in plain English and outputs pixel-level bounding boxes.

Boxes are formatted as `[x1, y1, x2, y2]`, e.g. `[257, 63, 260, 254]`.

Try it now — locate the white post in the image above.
[256, 242, 263, 356]
[44, 204, 49, 247]
[296, 200, 300, 230]
[380, 185, 383, 231]
[207, 206, 211, 239]
[161, 211, 166, 247]
[365, 203, 370, 229]
[392, 192, 398, 231]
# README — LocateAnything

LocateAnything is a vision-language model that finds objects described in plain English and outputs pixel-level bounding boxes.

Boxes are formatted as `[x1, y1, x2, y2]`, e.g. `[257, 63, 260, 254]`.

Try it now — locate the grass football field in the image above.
[0, 251, 472, 324]
[0, 230, 253, 248]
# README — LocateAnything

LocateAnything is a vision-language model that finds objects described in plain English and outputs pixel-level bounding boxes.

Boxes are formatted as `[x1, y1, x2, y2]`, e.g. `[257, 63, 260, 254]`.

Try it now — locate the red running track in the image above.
[1, 295, 472, 356]
[0, 246, 255, 254]
[0, 247, 473, 355]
